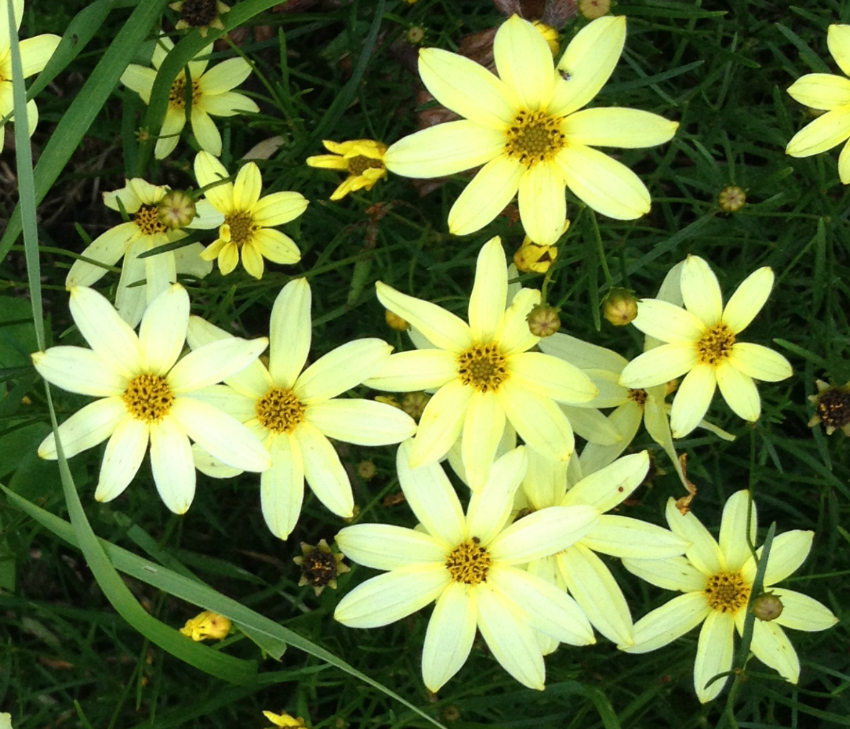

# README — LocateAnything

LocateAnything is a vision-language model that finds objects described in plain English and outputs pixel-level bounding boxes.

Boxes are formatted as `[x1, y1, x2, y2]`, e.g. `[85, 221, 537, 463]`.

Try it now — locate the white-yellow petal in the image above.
[716, 362, 760, 422]
[409, 380, 473, 468]
[37, 397, 127, 460]
[337, 524, 446, 571]
[32, 347, 126, 397]
[827, 24, 850, 78]
[422, 581, 477, 692]
[563, 451, 649, 512]
[681, 255, 724, 327]
[722, 266, 774, 334]
[718, 490, 757, 573]
[748, 619, 800, 684]
[787, 73, 850, 110]
[305, 399, 416, 446]
[694, 610, 735, 703]
[260, 435, 304, 540]
[95, 416, 148, 503]
[618, 343, 698, 389]
[563, 107, 678, 149]
[363, 349, 459, 391]
[467, 237, 507, 343]
[771, 588, 838, 632]
[295, 423, 353, 517]
[785, 107, 850, 157]
[517, 162, 566, 246]
[508, 351, 598, 404]
[670, 364, 717, 438]
[269, 278, 311, 389]
[582, 514, 689, 559]
[493, 15, 554, 112]
[69, 286, 141, 378]
[448, 154, 524, 236]
[488, 504, 598, 564]
[622, 555, 708, 593]
[295, 339, 391, 404]
[728, 342, 792, 382]
[168, 336, 268, 394]
[623, 592, 710, 653]
[665, 496, 724, 575]
[741, 530, 813, 586]
[150, 416, 195, 514]
[632, 298, 706, 343]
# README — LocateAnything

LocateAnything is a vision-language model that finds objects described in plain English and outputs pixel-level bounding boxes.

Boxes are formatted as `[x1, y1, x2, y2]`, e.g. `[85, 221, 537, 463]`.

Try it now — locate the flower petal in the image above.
[252, 228, 301, 265]
[786, 106, 850, 156]
[384, 120, 505, 178]
[716, 361, 761, 422]
[578, 402, 642, 475]
[295, 339, 392, 404]
[66, 222, 138, 288]
[582, 514, 689, 559]
[68, 286, 140, 378]
[448, 154, 524, 236]
[201, 90, 259, 117]
[509, 351, 597, 404]
[828, 24, 850, 77]
[154, 108, 185, 159]
[694, 610, 735, 703]
[294, 423, 354, 517]
[496, 288, 542, 356]
[461, 390, 507, 491]
[37, 397, 127, 460]
[120, 64, 156, 103]
[681, 255, 723, 327]
[749, 620, 800, 684]
[334, 566, 450, 628]
[632, 298, 706, 343]
[138, 284, 189, 376]
[718, 490, 757, 573]
[32, 347, 126, 397]
[497, 379, 574, 461]
[168, 336, 268, 394]
[191, 108, 222, 157]
[618, 343, 698, 389]
[422, 581, 477, 692]
[493, 15, 554, 111]
[665, 496, 724, 575]
[518, 162, 566, 246]
[337, 524, 446, 571]
[623, 555, 708, 593]
[722, 266, 774, 334]
[742, 530, 813, 586]
[468, 238, 507, 343]
[364, 349, 459, 391]
[194, 151, 234, 213]
[772, 588, 838, 632]
[251, 192, 308, 227]
[150, 417, 195, 514]
[409, 381, 473, 468]
[307, 392, 417, 447]
[563, 107, 678, 148]
[234, 162, 262, 210]
[260, 435, 304, 540]
[670, 364, 717, 438]
[199, 57, 252, 95]
[787, 73, 850, 111]
[95, 417, 148, 503]
[269, 278, 311, 388]
[728, 343, 792, 382]
[624, 592, 710, 653]
[466, 447, 528, 542]
[563, 451, 649, 512]
[538, 332, 627, 372]
[115, 240, 148, 328]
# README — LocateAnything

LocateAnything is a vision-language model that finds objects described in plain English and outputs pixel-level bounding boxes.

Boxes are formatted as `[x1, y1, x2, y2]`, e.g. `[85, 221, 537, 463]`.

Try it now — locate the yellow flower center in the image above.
[457, 343, 508, 393]
[169, 75, 202, 110]
[505, 110, 565, 166]
[256, 387, 306, 434]
[704, 571, 750, 613]
[627, 388, 648, 407]
[347, 155, 384, 176]
[696, 323, 736, 366]
[445, 538, 491, 585]
[134, 204, 169, 237]
[224, 212, 258, 247]
[123, 374, 175, 423]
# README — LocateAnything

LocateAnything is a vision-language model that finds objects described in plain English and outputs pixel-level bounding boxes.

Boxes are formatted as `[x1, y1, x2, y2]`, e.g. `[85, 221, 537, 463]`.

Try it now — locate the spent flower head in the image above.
[294, 539, 349, 596]
[306, 139, 388, 200]
[808, 379, 850, 436]
[170, 0, 230, 35]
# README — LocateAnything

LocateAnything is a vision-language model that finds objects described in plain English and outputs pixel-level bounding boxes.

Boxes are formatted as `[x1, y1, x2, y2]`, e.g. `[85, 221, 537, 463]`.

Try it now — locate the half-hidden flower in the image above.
[622, 490, 838, 703]
[306, 139, 388, 200]
[334, 443, 598, 692]
[365, 237, 597, 490]
[65, 178, 221, 327]
[0, 0, 60, 147]
[519, 449, 687, 650]
[170, 0, 230, 36]
[808, 378, 850, 436]
[33, 285, 271, 514]
[383, 15, 678, 245]
[186, 278, 416, 540]
[786, 25, 850, 183]
[193, 151, 308, 279]
[180, 610, 231, 641]
[121, 36, 258, 159]
[619, 255, 793, 438]
[263, 711, 307, 729]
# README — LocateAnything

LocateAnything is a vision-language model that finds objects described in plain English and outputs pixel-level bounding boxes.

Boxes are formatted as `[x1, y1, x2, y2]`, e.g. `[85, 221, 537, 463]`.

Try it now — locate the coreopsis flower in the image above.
[293, 539, 349, 596]
[186, 279, 416, 540]
[306, 139, 388, 200]
[786, 25, 850, 182]
[121, 36, 258, 159]
[365, 237, 597, 490]
[180, 610, 231, 640]
[65, 178, 221, 327]
[170, 0, 230, 36]
[334, 443, 598, 691]
[193, 151, 307, 278]
[622, 491, 838, 703]
[0, 0, 60, 147]
[519, 450, 687, 649]
[619, 255, 793, 438]
[383, 15, 678, 245]
[33, 285, 271, 514]
[808, 379, 850, 435]
[263, 712, 307, 729]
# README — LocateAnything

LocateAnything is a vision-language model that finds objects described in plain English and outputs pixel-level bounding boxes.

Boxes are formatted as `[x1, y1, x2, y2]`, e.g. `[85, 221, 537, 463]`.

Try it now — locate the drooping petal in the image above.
[681, 255, 724, 327]
[294, 423, 354, 517]
[337, 524, 447, 571]
[333, 566, 450, 628]
[582, 515, 689, 559]
[538, 332, 628, 372]
[624, 592, 710, 653]
[37, 397, 127, 460]
[421, 581, 477, 692]
[449, 155, 525, 239]
[771, 588, 839, 632]
[115, 239, 148, 328]
[665, 497, 724, 575]
[787, 73, 850, 110]
[409, 381, 473, 468]
[376, 281, 471, 353]
[785, 106, 850, 157]
[143, 247, 177, 305]
[556, 145, 650, 220]
[363, 349, 459, 391]
[623, 555, 708, 593]
[578, 402, 642, 476]
[150, 417, 195, 514]
[461, 390, 507, 491]
[32, 347, 127, 397]
[694, 610, 735, 703]
[295, 339, 392, 404]
[721, 266, 774, 334]
[716, 361, 761, 422]
[251, 192, 309, 227]
[497, 379, 574, 462]
[563, 107, 678, 148]
[563, 451, 649, 512]
[718, 490, 757, 573]
[418, 48, 518, 129]
[396, 440, 466, 547]
[557, 545, 633, 645]
[269, 278, 311, 388]
[749, 620, 800, 684]
[65, 222, 138, 288]
[138, 284, 189, 376]
[741, 530, 813, 587]
[618, 343, 698, 389]
[565, 404, 622, 445]
[168, 336, 268, 394]
[383, 120, 505, 178]
[468, 238, 507, 343]
[306, 399, 416, 446]
[670, 364, 717, 439]
[95, 417, 148, 503]
[68, 286, 140, 378]
[728, 343, 792, 382]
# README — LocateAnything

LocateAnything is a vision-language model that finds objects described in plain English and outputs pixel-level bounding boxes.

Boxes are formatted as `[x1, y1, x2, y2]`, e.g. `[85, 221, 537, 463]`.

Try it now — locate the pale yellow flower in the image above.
[121, 36, 258, 159]
[384, 15, 677, 244]
[622, 491, 838, 703]
[306, 139, 388, 200]
[194, 151, 308, 279]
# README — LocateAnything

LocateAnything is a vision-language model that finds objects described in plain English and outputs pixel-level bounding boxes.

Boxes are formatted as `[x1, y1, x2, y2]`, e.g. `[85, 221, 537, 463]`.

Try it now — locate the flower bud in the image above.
[402, 391, 431, 421]
[751, 593, 784, 622]
[357, 460, 377, 480]
[514, 240, 558, 274]
[533, 21, 559, 56]
[579, 0, 611, 20]
[406, 25, 426, 44]
[385, 310, 410, 331]
[527, 304, 561, 338]
[157, 190, 196, 229]
[718, 185, 746, 213]
[602, 288, 638, 326]
[180, 611, 231, 641]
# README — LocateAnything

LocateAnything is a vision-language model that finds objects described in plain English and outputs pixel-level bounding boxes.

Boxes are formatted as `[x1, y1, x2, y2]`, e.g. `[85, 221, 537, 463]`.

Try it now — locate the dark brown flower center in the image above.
[347, 155, 384, 176]
[179, 0, 219, 27]
[224, 212, 256, 247]
[169, 76, 202, 109]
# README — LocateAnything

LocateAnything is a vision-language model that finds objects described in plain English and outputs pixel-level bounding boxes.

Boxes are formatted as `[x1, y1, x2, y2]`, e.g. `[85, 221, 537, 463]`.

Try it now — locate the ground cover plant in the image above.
[0, 0, 848, 727]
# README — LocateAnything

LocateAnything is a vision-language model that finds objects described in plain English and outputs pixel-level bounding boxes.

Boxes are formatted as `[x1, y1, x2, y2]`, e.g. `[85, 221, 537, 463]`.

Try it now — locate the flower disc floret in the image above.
[256, 387, 306, 434]
[446, 538, 491, 584]
[696, 324, 735, 365]
[123, 374, 174, 423]
[704, 572, 749, 613]
[505, 110, 565, 164]
[457, 344, 508, 392]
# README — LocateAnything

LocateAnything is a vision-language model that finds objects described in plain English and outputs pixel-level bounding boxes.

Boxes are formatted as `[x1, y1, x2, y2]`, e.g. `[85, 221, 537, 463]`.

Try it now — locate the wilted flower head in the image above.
[180, 610, 232, 641]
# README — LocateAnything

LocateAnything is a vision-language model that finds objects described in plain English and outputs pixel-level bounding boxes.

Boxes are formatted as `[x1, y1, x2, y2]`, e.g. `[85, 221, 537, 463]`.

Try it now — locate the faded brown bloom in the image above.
[293, 539, 350, 596]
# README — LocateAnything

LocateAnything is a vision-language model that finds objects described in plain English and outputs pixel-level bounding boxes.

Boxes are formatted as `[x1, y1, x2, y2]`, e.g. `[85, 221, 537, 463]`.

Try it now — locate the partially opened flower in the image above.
[384, 15, 678, 244]
[0, 0, 60, 147]
[366, 237, 597, 490]
[335, 443, 598, 691]
[622, 490, 838, 702]
[65, 178, 221, 327]
[193, 151, 308, 278]
[33, 285, 271, 514]
[186, 278, 416, 540]
[786, 25, 850, 182]
[306, 139, 388, 200]
[619, 255, 793, 438]
[121, 36, 258, 158]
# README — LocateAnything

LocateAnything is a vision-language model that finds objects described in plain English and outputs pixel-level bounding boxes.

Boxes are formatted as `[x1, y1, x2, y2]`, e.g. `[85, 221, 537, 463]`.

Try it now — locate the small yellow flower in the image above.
[170, 0, 230, 36]
[385, 309, 410, 331]
[514, 238, 559, 274]
[263, 710, 308, 728]
[293, 539, 350, 596]
[306, 139, 388, 201]
[180, 610, 232, 641]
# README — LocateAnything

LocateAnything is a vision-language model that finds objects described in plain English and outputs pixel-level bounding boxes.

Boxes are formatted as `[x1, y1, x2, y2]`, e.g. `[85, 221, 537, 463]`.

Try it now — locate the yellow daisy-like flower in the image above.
[193, 151, 308, 279]
[306, 139, 388, 200]
[65, 178, 221, 327]
[179, 610, 231, 641]
[170, 0, 230, 36]
[786, 25, 850, 182]
[622, 490, 838, 703]
[0, 0, 60, 147]
[619, 255, 793, 438]
[384, 15, 678, 245]
[121, 36, 258, 159]
[32, 285, 271, 514]
[335, 443, 598, 692]
[186, 278, 416, 540]
[365, 237, 598, 490]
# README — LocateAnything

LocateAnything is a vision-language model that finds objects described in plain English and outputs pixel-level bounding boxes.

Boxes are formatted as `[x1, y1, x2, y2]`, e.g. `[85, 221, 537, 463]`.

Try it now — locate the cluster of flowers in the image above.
[17, 1, 844, 709]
